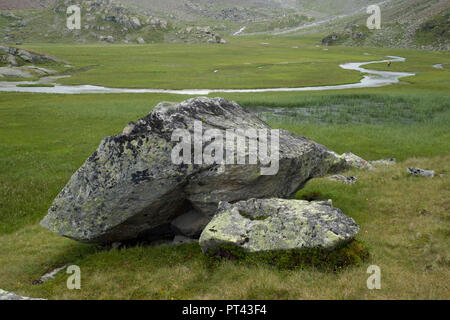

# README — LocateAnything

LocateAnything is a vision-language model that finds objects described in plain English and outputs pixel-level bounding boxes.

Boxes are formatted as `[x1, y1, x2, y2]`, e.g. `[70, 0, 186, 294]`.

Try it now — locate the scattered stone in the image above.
[328, 175, 358, 184]
[0, 289, 43, 300]
[406, 167, 435, 178]
[23, 66, 57, 76]
[130, 17, 141, 29]
[371, 158, 396, 166]
[32, 265, 67, 285]
[322, 34, 339, 46]
[99, 35, 115, 43]
[40, 97, 352, 244]
[17, 49, 33, 62]
[0, 54, 18, 66]
[199, 198, 359, 253]
[136, 37, 146, 44]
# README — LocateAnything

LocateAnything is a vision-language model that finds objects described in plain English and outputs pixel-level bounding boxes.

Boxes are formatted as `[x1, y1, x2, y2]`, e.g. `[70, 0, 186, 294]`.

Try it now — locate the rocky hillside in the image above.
[0, 0, 380, 43]
[321, 0, 450, 51]
[1, 0, 448, 49]
[0, 0, 227, 44]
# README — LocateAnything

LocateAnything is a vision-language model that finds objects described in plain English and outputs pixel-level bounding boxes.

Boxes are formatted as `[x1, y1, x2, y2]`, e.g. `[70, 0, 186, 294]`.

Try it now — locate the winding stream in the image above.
[0, 56, 414, 95]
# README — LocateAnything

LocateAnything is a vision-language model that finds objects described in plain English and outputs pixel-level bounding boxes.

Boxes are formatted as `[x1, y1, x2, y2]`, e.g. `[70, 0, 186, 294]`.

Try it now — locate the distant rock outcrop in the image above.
[0, 46, 61, 78]
[0, 45, 60, 66]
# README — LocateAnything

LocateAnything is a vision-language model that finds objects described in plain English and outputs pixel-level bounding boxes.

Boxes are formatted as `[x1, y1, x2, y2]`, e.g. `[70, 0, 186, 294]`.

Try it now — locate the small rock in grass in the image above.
[371, 158, 396, 166]
[406, 167, 435, 178]
[328, 175, 358, 184]
[0, 289, 44, 300]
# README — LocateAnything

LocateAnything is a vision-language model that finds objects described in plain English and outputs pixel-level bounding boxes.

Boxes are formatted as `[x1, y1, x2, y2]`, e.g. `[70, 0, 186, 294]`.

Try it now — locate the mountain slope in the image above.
[0, 0, 228, 44]
[0, 0, 448, 50]
[319, 0, 450, 51]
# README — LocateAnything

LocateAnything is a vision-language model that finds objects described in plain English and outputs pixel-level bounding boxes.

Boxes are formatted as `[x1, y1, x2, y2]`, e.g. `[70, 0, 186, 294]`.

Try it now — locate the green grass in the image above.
[22, 38, 385, 89]
[0, 37, 449, 299]
[16, 37, 448, 94]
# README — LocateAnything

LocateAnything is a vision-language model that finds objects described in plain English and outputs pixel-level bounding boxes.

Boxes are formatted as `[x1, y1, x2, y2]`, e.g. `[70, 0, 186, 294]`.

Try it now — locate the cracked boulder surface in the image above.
[199, 198, 360, 253]
[41, 97, 356, 244]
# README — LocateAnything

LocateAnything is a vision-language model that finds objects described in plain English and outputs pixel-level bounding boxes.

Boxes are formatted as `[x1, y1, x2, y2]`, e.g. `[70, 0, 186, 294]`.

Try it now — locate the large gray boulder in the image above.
[199, 198, 359, 253]
[41, 97, 352, 243]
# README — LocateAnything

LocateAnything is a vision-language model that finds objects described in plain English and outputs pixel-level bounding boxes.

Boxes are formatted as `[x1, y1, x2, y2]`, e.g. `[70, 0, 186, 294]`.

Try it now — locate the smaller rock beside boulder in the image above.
[407, 167, 435, 178]
[199, 198, 359, 254]
[339, 152, 374, 170]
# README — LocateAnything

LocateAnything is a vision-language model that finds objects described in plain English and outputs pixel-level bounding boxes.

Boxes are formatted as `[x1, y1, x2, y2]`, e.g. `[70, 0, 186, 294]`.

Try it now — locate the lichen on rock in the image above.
[199, 198, 359, 253]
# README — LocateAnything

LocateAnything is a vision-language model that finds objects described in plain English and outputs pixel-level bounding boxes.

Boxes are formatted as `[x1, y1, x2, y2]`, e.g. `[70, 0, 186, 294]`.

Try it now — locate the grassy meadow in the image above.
[0, 36, 449, 299]
[21, 38, 391, 89]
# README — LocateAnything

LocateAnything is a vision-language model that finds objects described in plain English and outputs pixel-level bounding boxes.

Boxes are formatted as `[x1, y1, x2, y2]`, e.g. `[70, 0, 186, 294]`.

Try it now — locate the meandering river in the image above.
[0, 56, 414, 95]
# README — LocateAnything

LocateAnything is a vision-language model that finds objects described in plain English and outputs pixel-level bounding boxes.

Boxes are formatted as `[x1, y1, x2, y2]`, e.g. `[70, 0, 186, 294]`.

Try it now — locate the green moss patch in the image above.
[205, 240, 369, 271]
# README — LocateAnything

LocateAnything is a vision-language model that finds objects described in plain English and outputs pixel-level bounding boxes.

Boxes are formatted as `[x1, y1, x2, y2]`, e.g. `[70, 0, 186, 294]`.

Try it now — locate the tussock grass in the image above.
[0, 156, 448, 299]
